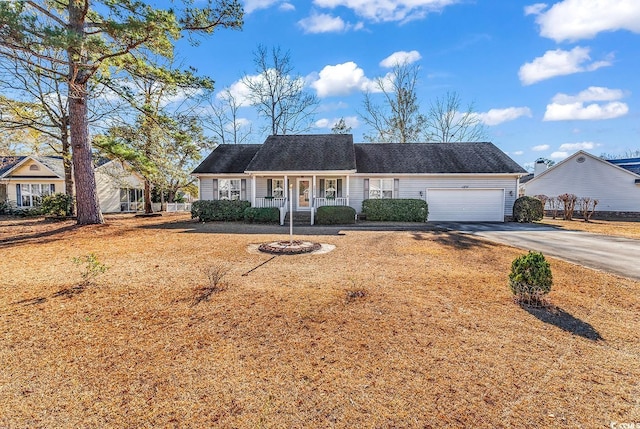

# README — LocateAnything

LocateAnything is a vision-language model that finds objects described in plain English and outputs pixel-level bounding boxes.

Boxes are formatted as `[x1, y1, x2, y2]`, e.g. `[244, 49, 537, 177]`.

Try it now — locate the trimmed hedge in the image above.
[513, 196, 544, 223]
[243, 207, 280, 224]
[191, 200, 251, 222]
[361, 199, 428, 222]
[41, 193, 74, 216]
[316, 206, 356, 225]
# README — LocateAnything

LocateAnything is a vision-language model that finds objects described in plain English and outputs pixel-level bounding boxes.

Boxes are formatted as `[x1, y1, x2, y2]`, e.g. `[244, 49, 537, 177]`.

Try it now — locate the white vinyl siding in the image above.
[524, 153, 640, 212]
[427, 188, 505, 222]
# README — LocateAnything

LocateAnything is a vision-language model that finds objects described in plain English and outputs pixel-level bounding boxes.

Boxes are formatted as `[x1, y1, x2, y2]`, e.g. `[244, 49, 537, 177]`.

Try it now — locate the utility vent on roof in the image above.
[576, 156, 586, 163]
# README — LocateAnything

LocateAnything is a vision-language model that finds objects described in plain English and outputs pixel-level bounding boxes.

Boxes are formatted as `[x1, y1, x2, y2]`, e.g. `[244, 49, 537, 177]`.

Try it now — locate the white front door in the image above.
[297, 178, 311, 211]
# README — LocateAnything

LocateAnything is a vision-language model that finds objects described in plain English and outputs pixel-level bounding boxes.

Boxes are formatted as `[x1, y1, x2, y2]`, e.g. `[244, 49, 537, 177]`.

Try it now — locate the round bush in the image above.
[512, 196, 544, 223]
[508, 251, 552, 305]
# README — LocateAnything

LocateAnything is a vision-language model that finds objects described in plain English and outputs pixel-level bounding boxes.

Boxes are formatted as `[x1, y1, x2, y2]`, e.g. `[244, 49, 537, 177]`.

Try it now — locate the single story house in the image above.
[0, 155, 145, 213]
[191, 134, 527, 223]
[522, 150, 640, 216]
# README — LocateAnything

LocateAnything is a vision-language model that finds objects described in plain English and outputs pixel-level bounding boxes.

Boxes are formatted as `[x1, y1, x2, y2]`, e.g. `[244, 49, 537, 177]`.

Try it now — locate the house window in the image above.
[219, 179, 241, 200]
[18, 183, 54, 207]
[120, 188, 143, 212]
[272, 179, 284, 198]
[325, 179, 337, 198]
[369, 178, 394, 199]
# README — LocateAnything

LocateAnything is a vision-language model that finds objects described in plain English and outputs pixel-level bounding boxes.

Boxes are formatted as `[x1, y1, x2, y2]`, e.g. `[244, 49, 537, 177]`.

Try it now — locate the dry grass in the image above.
[1, 213, 639, 428]
[540, 216, 640, 239]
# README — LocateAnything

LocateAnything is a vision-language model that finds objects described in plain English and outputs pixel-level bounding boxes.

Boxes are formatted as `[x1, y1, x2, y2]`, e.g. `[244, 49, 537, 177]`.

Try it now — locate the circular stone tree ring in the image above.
[258, 240, 322, 255]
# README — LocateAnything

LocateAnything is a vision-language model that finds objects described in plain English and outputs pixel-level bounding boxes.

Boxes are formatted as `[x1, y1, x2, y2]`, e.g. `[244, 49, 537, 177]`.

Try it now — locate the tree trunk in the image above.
[68, 0, 103, 225]
[61, 121, 75, 215]
[68, 92, 103, 224]
[144, 178, 153, 214]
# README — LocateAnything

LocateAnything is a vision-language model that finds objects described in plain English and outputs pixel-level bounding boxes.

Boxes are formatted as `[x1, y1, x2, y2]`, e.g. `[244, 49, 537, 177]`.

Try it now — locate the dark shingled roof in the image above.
[354, 142, 526, 174]
[192, 144, 262, 174]
[245, 134, 356, 172]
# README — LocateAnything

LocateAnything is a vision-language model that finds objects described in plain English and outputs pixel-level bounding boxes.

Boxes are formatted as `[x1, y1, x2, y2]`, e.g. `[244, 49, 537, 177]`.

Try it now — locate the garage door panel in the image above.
[427, 189, 504, 222]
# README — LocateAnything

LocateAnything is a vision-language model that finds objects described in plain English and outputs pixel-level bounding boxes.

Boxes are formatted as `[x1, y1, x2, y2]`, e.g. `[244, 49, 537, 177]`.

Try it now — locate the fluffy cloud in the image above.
[310, 62, 381, 97]
[279, 2, 295, 11]
[512, 150, 525, 156]
[379, 50, 422, 68]
[312, 0, 459, 23]
[475, 107, 532, 126]
[550, 151, 569, 159]
[518, 47, 612, 85]
[244, 0, 282, 13]
[532, 144, 550, 151]
[298, 13, 349, 33]
[528, 0, 640, 42]
[543, 86, 629, 121]
[558, 141, 598, 151]
[315, 116, 360, 129]
[524, 3, 547, 16]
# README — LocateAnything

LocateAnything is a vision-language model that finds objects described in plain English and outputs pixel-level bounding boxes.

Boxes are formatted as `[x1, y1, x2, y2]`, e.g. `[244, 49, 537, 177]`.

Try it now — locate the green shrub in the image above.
[509, 251, 553, 305]
[0, 199, 10, 215]
[316, 206, 356, 225]
[512, 196, 544, 223]
[41, 193, 74, 216]
[243, 207, 280, 223]
[191, 200, 251, 222]
[361, 199, 428, 222]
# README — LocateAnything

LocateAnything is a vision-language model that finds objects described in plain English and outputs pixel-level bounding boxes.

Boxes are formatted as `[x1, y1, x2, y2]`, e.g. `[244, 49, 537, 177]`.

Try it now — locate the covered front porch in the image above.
[250, 174, 351, 225]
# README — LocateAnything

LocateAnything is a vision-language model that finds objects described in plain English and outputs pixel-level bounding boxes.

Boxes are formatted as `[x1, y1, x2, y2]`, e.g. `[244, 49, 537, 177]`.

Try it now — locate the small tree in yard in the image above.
[558, 193, 577, 220]
[509, 251, 553, 306]
[512, 196, 544, 223]
[533, 194, 549, 212]
[548, 196, 560, 219]
[578, 197, 598, 222]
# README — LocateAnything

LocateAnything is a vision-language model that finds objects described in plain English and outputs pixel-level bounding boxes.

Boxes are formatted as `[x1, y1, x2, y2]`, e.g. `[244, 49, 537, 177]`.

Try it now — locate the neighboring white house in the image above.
[192, 134, 527, 223]
[1, 155, 145, 213]
[523, 151, 640, 214]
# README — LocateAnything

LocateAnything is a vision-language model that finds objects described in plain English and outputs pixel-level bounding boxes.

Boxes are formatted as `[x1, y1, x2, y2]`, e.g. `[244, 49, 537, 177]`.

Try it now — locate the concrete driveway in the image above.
[435, 222, 640, 281]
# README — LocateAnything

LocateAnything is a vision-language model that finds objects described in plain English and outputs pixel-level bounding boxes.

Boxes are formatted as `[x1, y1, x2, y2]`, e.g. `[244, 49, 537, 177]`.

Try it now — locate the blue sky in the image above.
[176, 0, 640, 170]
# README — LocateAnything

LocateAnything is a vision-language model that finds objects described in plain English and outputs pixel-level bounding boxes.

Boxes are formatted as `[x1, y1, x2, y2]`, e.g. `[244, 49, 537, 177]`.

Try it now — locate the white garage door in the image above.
[427, 188, 505, 222]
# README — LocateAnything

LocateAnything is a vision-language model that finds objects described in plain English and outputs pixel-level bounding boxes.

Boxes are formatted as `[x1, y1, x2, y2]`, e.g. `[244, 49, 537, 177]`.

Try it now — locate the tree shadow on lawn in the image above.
[420, 230, 494, 250]
[0, 223, 79, 248]
[521, 304, 603, 341]
[13, 284, 87, 307]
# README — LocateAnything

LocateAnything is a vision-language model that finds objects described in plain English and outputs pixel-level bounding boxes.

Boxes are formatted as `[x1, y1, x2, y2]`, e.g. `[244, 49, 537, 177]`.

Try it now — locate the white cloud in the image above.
[310, 62, 381, 97]
[379, 50, 422, 68]
[544, 101, 628, 121]
[532, 0, 640, 42]
[550, 151, 569, 159]
[533, 144, 550, 151]
[315, 116, 360, 129]
[298, 13, 348, 33]
[544, 86, 629, 121]
[312, 0, 460, 23]
[279, 2, 295, 11]
[512, 150, 525, 156]
[223, 78, 254, 107]
[243, 0, 281, 13]
[518, 46, 612, 85]
[524, 3, 547, 16]
[558, 141, 598, 151]
[475, 107, 532, 126]
[551, 86, 625, 104]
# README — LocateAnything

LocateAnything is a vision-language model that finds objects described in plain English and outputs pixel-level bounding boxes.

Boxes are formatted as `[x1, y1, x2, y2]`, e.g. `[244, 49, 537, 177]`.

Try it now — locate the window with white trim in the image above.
[368, 178, 394, 199]
[18, 183, 54, 207]
[325, 179, 337, 198]
[120, 188, 143, 212]
[273, 179, 284, 198]
[219, 179, 241, 200]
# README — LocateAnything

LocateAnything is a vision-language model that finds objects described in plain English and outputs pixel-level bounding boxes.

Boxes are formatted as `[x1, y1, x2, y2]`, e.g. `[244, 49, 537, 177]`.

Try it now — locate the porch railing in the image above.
[255, 197, 286, 208]
[166, 202, 192, 212]
[314, 197, 348, 208]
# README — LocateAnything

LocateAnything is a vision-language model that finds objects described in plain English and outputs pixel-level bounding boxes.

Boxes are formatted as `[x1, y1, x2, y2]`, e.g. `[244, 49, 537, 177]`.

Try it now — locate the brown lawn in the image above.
[540, 216, 640, 240]
[1, 214, 639, 428]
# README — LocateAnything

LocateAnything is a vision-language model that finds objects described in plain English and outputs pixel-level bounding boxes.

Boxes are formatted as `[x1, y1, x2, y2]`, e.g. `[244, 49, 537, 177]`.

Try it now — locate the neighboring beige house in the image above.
[522, 151, 640, 215]
[1, 155, 145, 213]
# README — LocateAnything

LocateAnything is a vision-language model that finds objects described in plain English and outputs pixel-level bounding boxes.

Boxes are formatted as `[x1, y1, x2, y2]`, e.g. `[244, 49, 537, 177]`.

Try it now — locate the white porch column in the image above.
[346, 175, 350, 207]
[284, 175, 289, 200]
[251, 175, 256, 207]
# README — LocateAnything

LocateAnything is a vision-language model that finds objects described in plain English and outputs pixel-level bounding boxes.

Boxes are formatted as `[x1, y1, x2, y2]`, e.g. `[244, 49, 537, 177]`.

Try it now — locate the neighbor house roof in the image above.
[245, 134, 357, 172]
[0, 155, 64, 178]
[192, 144, 262, 174]
[353, 142, 526, 174]
[608, 157, 640, 175]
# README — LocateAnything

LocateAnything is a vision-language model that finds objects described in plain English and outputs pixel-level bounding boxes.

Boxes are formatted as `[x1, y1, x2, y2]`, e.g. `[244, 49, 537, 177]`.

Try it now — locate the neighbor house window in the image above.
[368, 178, 394, 199]
[120, 188, 143, 212]
[219, 179, 241, 200]
[17, 183, 54, 207]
